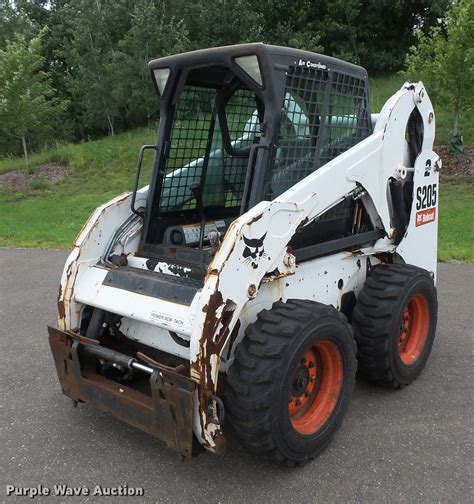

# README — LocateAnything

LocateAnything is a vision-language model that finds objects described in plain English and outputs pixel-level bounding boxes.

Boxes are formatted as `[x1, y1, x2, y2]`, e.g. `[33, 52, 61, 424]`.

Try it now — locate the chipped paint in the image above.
[247, 212, 264, 225]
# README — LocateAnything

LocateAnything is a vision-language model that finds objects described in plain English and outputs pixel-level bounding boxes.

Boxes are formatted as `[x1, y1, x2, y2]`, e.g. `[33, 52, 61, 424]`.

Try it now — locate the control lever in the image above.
[189, 181, 206, 249]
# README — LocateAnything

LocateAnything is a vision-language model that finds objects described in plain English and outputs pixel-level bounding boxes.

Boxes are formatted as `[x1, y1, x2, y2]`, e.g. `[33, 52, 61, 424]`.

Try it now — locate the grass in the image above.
[0, 148, 64, 175]
[0, 77, 472, 261]
[29, 178, 51, 191]
[369, 74, 406, 112]
[0, 127, 157, 248]
[369, 74, 473, 145]
[437, 178, 474, 262]
[0, 127, 157, 177]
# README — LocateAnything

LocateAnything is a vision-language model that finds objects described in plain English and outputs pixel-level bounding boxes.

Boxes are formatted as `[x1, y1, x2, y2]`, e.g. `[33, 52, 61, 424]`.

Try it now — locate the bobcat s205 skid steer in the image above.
[48, 44, 440, 465]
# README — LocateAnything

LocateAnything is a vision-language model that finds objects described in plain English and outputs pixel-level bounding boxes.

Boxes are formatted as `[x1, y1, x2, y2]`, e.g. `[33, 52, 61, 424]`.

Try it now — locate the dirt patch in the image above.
[0, 163, 71, 192]
[436, 145, 473, 178]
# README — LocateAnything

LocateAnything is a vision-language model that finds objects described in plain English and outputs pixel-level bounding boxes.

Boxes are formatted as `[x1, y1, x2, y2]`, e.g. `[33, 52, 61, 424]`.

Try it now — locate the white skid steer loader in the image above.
[48, 44, 440, 465]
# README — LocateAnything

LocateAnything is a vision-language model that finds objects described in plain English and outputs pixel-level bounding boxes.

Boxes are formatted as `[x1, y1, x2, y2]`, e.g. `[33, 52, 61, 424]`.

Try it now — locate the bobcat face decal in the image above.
[242, 233, 267, 268]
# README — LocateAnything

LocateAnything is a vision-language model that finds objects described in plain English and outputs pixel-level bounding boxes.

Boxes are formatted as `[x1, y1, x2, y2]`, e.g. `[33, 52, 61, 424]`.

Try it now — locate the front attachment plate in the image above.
[48, 326, 195, 458]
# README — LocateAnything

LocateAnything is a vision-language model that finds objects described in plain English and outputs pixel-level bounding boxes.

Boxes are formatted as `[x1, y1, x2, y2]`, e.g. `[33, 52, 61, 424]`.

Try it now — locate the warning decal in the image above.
[415, 208, 436, 227]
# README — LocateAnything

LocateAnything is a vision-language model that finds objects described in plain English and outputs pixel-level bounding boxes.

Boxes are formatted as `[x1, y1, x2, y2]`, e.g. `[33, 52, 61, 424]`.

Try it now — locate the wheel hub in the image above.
[398, 294, 430, 365]
[398, 308, 411, 350]
[291, 366, 310, 397]
[288, 341, 343, 435]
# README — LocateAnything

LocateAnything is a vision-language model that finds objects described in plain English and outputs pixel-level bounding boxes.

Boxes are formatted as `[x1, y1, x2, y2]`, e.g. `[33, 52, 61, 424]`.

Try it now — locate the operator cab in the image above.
[134, 44, 372, 269]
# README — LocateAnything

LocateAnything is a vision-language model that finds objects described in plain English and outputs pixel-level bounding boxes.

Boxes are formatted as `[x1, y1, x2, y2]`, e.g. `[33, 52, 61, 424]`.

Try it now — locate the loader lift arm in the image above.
[191, 82, 438, 450]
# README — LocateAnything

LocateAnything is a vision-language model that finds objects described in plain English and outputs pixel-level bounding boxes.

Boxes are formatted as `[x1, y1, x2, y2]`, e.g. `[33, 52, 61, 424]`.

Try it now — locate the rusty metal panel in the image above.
[48, 326, 195, 459]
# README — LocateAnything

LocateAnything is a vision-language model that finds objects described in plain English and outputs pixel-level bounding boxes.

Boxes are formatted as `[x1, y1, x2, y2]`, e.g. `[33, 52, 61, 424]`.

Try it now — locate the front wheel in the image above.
[225, 300, 357, 465]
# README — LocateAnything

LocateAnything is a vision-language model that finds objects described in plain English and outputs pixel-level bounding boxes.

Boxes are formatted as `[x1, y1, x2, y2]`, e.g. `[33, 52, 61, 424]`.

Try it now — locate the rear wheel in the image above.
[353, 264, 437, 388]
[225, 300, 356, 465]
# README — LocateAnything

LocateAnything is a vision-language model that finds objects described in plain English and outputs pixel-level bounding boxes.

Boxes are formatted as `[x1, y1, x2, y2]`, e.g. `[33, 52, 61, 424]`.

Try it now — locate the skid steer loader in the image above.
[48, 44, 440, 465]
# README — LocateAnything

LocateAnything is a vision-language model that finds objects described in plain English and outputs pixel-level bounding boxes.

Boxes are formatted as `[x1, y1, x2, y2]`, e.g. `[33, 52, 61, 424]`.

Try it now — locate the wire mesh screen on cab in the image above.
[159, 85, 260, 212]
[265, 66, 371, 200]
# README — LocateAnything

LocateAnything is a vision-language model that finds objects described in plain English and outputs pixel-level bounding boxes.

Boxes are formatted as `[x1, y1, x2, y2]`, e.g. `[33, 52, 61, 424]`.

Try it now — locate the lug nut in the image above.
[288, 397, 292, 403]
[308, 361, 315, 368]
[301, 358, 306, 365]
[304, 390, 310, 397]
[295, 399, 302, 406]
[310, 376, 316, 382]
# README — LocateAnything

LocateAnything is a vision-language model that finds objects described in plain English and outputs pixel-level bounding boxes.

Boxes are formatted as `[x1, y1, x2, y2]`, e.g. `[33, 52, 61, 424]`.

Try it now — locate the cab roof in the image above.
[148, 43, 368, 80]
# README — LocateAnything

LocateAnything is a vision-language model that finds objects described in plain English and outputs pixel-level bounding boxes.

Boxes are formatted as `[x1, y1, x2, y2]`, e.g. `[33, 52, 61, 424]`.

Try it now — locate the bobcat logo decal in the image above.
[242, 233, 267, 268]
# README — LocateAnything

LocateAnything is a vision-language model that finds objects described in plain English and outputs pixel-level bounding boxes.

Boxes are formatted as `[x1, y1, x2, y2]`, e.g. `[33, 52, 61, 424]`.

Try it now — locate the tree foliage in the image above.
[0, 27, 66, 165]
[0, 0, 461, 157]
[116, 0, 189, 128]
[406, 0, 473, 138]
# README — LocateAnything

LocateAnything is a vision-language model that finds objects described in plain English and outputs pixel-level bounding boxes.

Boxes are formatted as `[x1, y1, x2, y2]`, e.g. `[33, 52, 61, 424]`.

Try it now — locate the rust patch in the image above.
[48, 326, 196, 458]
[205, 267, 219, 281]
[57, 287, 65, 320]
[115, 192, 130, 206]
[192, 288, 239, 449]
[247, 213, 263, 225]
[297, 217, 309, 229]
[262, 265, 295, 283]
[212, 434, 227, 455]
[263, 267, 282, 280]
[201, 291, 224, 345]
[214, 300, 237, 345]
[204, 234, 238, 283]
[137, 351, 186, 374]
[68, 331, 100, 346]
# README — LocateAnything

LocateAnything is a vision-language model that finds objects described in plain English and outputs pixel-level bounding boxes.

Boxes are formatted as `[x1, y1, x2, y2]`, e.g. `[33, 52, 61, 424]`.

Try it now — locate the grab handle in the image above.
[131, 144, 156, 217]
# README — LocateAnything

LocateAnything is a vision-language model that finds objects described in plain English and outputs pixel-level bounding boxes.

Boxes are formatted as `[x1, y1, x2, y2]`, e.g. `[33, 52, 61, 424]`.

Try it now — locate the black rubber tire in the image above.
[352, 264, 438, 388]
[225, 299, 357, 466]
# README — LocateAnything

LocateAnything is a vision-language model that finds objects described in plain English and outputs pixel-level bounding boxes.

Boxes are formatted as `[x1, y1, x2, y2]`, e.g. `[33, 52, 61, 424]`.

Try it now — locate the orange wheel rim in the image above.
[398, 293, 430, 365]
[288, 341, 343, 435]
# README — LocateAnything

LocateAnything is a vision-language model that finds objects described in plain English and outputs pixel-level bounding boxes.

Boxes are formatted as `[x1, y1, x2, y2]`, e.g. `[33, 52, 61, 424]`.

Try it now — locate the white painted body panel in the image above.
[224, 252, 377, 369]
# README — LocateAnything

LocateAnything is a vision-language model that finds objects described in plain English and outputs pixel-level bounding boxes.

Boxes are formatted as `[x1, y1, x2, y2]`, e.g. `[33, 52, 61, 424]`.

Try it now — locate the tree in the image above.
[173, 0, 263, 50]
[0, 1, 22, 48]
[56, 0, 132, 138]
[0, 28, 66, 166]
[405, 0, 473, 148]
[116, 0, 189, 128]
[253, 0, 450, 73]
[254, 0, 323, 54]
[0, 0, 460, 157]
[354, 0, 450, 73]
